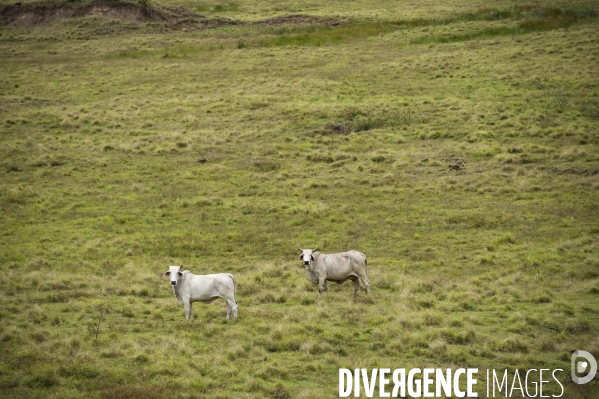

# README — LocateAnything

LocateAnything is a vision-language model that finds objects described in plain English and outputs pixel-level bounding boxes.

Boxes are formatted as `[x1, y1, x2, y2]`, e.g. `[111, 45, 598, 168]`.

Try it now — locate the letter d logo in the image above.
[571, 350, 597, 384]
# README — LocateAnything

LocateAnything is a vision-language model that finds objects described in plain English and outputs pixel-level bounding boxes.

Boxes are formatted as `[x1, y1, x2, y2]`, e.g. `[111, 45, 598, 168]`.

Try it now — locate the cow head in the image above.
[163, 265, 183, 286]
[298, 245, 318, 267]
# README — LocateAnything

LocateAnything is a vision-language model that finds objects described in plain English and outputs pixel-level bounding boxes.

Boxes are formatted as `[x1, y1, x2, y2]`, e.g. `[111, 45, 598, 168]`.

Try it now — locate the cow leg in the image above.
[350, 276, 360, 298]
[225, 298, 238, 320]
[318, 277, 326, 300]
[231, 300, 238, 319]
[184, 300, 194, 321]
[359, 275, 371, 294]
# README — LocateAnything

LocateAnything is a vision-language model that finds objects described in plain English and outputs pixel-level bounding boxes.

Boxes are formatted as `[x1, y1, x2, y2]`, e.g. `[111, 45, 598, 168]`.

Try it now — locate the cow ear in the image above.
[310, 255, 315, 261]
[163, 271, 171, 278]
[299, 254, 303, 260]
[178, 271, 183, 278]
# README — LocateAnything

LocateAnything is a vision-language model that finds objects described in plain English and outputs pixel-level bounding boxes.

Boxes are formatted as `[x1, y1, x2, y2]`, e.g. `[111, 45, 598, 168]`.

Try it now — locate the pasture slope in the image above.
[1, 0, 599, 398]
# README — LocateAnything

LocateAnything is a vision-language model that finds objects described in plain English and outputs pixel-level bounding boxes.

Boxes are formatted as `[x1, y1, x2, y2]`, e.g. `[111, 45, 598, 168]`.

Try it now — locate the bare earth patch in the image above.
[1, 2, 155, 27]
[0, 2, 342, 30]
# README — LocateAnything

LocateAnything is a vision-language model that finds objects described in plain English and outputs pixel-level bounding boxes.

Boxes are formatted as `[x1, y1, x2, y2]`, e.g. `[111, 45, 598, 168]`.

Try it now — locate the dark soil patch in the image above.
[0, 2, 235, 30]
[2, 2, 154, 27]
[1, 2, 342, 31]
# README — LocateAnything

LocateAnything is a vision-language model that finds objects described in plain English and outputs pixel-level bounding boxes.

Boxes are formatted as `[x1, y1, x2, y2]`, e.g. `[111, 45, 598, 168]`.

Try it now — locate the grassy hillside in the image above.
[1, 0, 599, 398]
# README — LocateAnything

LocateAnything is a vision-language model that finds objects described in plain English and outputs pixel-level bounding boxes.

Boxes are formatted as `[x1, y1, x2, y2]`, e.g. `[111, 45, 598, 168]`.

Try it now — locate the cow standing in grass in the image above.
[163, 266, 238, 321]
[298, 245, 370, 300]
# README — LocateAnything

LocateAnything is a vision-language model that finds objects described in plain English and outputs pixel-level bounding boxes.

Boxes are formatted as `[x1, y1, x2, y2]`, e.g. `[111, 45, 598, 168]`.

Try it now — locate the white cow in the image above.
[163, 265, 238, 321]
[298, 245, 370, 299]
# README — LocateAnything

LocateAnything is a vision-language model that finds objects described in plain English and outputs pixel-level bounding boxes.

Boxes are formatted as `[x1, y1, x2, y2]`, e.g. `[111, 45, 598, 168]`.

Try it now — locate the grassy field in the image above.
[1, 0, 599, 398]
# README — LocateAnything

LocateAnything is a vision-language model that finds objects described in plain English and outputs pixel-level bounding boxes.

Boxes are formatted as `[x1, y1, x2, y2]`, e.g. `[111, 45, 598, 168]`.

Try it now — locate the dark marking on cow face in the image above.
[166, 266, 183, 287]
[299, 251, 315, 267]
[301, 253, 310, 266]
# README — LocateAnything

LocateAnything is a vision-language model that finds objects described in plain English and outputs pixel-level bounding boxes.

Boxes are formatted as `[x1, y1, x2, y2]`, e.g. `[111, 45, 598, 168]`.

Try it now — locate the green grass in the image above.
[1, 0, 599, 398]
[256, 23, 398, 47]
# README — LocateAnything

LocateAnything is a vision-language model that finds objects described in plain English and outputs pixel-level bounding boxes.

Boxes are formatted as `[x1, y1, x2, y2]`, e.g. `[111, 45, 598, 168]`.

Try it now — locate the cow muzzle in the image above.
[170, 281, 176, 286]
[304, 261, 310, 266]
